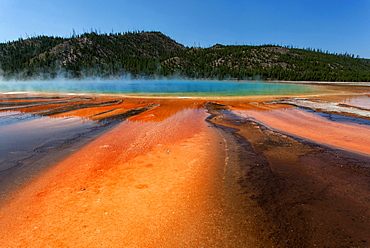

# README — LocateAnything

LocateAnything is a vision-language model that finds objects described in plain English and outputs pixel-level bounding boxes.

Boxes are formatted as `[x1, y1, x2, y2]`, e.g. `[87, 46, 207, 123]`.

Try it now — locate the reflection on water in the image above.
[0, 109, 120, 202]
[0, 113, 96, 171]
[297, 107, 370, 126]
[0, 80, 316, 96]
[0, 94, 203, 202]
[339, 95, 370, 109]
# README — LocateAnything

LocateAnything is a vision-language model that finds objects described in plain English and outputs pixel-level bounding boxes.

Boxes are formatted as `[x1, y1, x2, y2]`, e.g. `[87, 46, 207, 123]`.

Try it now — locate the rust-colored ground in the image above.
[206, 102, 370, 247]
[0, 92, 369, 247]
[237, 107, 370, 154]
[0, 98, 272, 247]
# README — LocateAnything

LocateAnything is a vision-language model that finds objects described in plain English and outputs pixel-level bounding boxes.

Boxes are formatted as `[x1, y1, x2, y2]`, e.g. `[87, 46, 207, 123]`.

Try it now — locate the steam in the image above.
[0, 57, 254, 83]
[0, 62, 269, 96]
[0, 64, 4, 82]
[0, 77, 313, 98]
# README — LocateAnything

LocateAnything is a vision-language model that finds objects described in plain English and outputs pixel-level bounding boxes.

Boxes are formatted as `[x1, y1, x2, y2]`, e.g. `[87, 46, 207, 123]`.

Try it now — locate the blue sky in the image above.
[1, 0, 369, 58]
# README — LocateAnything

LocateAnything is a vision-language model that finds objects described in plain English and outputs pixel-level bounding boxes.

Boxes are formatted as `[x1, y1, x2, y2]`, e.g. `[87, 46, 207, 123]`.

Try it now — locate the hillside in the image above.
[163, 44, 370, 81]
[1, 31, 369, 81]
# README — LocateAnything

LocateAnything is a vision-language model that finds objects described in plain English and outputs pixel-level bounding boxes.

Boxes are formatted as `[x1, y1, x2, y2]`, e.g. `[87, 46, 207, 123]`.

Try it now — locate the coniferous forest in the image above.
[0, 31, 369, 81]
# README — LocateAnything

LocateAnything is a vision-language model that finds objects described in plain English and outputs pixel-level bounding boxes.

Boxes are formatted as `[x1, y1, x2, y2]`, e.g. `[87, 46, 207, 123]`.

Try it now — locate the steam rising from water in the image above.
[0, 65, 4, 82]
[0, 79, 315, 96]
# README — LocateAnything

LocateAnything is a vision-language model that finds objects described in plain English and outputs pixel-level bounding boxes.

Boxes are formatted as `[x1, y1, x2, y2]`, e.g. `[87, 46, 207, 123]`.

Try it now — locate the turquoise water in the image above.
[0, 79, 315, 96]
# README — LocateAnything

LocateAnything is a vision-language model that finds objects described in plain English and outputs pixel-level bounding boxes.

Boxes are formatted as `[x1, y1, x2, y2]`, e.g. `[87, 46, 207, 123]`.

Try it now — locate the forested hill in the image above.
[1, 31, 369, 82]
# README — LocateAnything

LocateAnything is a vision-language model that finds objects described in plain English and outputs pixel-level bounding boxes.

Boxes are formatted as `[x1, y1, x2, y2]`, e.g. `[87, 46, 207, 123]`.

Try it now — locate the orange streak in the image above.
[237, 108, 370, 155]
[0, 106, 247, 247]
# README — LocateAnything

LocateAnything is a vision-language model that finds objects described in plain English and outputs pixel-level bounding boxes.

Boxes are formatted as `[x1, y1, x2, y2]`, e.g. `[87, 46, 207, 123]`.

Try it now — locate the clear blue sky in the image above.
[1, 0, 369, 58]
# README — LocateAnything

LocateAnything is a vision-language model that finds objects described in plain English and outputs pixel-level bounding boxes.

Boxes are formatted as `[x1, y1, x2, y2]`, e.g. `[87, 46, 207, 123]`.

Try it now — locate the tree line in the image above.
[0, 32, 369, 82]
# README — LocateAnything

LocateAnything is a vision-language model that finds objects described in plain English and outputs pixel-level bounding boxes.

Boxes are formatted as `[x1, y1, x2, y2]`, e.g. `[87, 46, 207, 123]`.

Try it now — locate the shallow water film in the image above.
[0, 82, 369, 247]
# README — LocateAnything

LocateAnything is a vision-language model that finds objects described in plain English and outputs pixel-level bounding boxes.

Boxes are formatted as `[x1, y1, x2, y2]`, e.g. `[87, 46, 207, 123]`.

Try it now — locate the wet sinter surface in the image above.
[0, 89, 369, 247]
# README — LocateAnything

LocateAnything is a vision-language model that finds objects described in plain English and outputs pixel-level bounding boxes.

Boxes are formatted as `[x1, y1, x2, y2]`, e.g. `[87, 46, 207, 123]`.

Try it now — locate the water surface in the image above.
[339, 95, 370, 109]
[0, 109, 119, 202]
[0, 80, 316, 96]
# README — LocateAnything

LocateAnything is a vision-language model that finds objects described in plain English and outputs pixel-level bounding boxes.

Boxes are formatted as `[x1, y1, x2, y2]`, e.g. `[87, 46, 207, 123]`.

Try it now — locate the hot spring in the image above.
[0, 79, 317, 96]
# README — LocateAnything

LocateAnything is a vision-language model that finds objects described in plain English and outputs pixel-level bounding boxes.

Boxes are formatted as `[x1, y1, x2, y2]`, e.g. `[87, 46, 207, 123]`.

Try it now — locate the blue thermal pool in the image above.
[0, 79, 316, 96]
